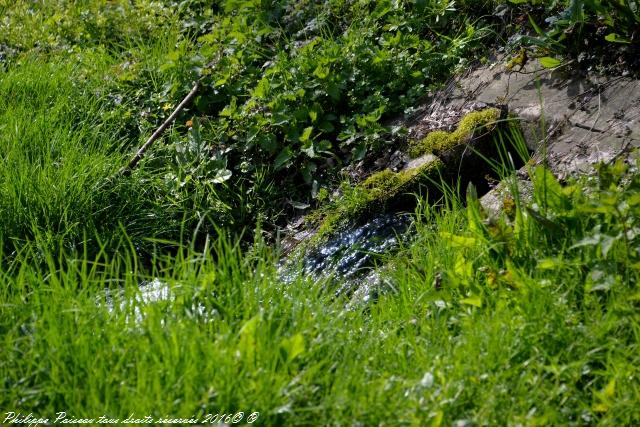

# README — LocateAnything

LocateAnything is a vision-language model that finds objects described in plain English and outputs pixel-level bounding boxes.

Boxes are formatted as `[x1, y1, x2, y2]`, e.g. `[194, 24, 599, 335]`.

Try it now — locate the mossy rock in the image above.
[409, 108, 502, 158]
[311, 157, 444, 243]
[300, 106, 521, 250]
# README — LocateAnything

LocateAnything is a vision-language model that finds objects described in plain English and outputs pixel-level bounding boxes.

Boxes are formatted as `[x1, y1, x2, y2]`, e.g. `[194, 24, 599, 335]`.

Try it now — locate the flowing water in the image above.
[105, 213, 414, 321]
[280, 213, 413, 299]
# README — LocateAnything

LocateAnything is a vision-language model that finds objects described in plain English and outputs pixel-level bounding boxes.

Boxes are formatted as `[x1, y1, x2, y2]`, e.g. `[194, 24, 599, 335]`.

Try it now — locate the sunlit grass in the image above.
[2, 161, 640, 424]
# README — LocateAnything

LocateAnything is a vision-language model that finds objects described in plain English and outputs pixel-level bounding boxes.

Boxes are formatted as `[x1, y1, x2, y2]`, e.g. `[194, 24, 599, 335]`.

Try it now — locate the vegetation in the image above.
[2, 157, 640, 425]
[310, 157, 444, 242]
[1, 0, 639, 425]
[408, 108, 501, 158]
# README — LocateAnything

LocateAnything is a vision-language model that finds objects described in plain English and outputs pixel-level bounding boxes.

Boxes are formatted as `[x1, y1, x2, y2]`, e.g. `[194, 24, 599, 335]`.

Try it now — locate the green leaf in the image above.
[460, 295, 482, 307]
[430, 411, 444, 427]
[299, 126, 313, 143]
[605, 33, 631, 44]
[274, 148, 293, 170]
[537, 258, 562, 270]
[372, 0, 391, 19]
[219, 97, 237, 117]
[352, 143, 367, 161]
[538, 56, 562, 68]
[280, 333, 305, 362]
[603, 379, 616, 399]
[440, 232, 477, 249]
[318, 120, 335, 133]
[301, 162, 317, 184]
[586, 269, 616, 292]
[254, 77, 270, 99]
[527, 14, 546, 37]
[525, 207, 562, 234]
[158, 61, 176, 72]
[301, 143, 315, 158]
[313, 65, 330, 79]
[317, 140, 332, 152]
[238, 315, 261, 362]
[454, 253, 473, 280]
[532, 167, 567, 211]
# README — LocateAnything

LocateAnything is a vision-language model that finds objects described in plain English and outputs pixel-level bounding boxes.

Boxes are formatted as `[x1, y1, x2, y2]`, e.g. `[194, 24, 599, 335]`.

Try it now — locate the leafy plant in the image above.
[508, 0, 640, 68]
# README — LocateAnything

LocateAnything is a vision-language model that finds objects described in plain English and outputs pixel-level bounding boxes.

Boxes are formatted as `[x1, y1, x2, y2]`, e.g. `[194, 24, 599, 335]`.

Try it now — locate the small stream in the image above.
[105, 213, 414, 321]
[280, 213, 413, 299]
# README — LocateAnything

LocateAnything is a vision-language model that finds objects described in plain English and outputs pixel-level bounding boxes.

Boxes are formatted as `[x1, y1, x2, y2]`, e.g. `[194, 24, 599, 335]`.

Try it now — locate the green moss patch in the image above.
[409, 108, 501, 158]
[312, 157, 444, 242]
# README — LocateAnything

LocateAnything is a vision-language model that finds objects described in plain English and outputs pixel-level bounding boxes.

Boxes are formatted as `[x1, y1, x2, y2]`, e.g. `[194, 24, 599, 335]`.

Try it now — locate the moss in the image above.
[409, 108, 501, 158]
[311, 157, 444, 243]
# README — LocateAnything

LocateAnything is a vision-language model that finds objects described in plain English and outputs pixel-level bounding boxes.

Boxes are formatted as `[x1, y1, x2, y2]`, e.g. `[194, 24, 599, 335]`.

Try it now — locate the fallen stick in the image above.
[120, 81, 201, 176]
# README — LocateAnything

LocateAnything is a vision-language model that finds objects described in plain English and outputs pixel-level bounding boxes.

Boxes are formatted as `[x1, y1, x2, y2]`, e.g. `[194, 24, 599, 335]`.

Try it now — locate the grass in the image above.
[2, 160, 639, 425]
[1, 1, 639, 425]
[0, 55, 193, 259]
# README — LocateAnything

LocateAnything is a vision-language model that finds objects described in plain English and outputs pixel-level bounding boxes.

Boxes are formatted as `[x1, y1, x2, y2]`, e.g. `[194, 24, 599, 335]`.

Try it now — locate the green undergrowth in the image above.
[0, 54, 232, 260]
[1, 0, 505, 244]
[505, 1, 640, 74]
[1, 160, 639, 425]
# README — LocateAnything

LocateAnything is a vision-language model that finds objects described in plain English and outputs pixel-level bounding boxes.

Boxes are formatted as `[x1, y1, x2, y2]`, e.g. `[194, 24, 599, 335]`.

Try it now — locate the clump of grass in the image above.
[0, 56, 203, 259]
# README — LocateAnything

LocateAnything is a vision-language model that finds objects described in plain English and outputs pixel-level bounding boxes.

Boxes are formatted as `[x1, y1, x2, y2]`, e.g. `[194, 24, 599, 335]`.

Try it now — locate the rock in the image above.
[480, 178, 534, 219]
[281, 53, 640, 300]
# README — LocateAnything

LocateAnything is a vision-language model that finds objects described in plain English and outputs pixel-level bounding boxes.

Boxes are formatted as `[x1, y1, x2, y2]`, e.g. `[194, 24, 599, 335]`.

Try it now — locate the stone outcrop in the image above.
[282, 55, 640, 274]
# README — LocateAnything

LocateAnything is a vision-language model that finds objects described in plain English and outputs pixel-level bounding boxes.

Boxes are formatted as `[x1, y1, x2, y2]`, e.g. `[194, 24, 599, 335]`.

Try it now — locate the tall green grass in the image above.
[0, 55, 191, 259]
[2, 159, 639, 425]
[1, 1, 639, 425]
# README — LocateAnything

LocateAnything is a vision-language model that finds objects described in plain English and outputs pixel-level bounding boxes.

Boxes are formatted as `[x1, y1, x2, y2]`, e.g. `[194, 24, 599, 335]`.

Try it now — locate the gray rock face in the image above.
[407, 55, 640, 216]
[431, 56, 640, 179]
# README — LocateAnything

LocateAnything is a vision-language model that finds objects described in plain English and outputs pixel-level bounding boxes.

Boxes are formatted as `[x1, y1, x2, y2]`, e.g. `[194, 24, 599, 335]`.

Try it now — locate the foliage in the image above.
[1, 3, 639, 423]
[2, 0, 502, 237]
[506, 0, 640, 70]
[1, 160, 639, 424]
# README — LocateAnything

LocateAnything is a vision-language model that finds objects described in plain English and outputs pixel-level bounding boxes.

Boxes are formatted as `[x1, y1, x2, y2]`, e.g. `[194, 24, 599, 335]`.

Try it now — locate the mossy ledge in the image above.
[308, 156, 444, 244]
[300, 107, 514, 250]
[409, 108, 501, 158]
